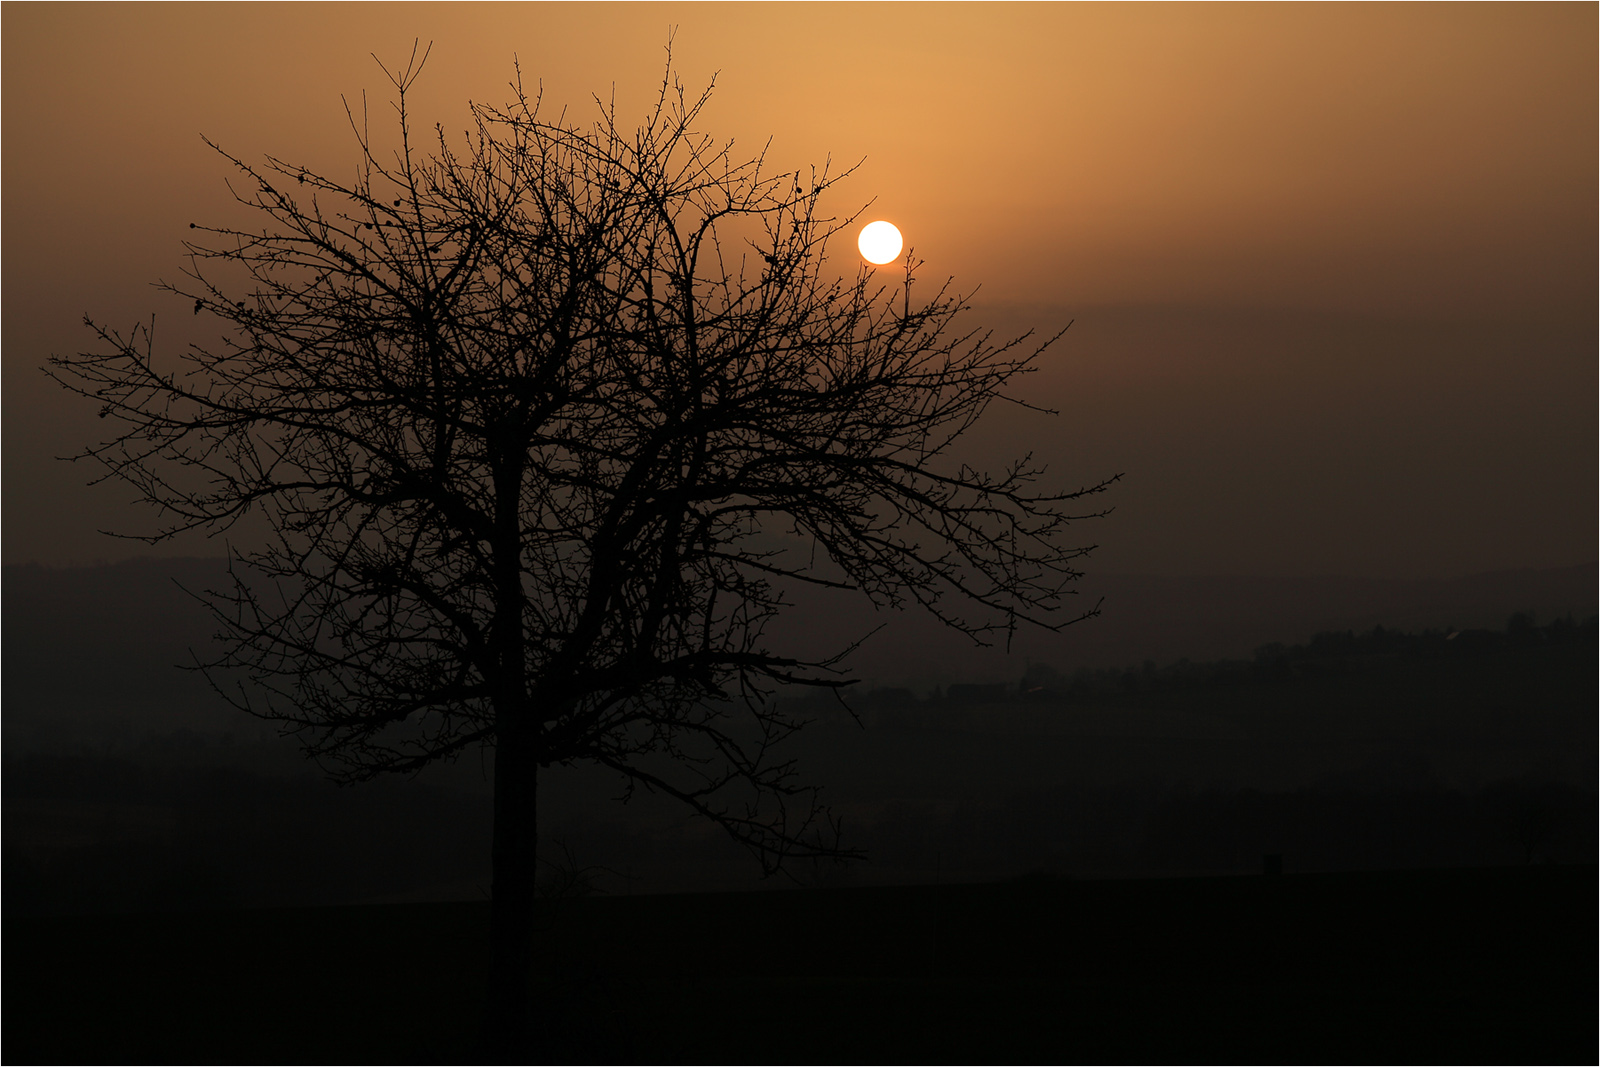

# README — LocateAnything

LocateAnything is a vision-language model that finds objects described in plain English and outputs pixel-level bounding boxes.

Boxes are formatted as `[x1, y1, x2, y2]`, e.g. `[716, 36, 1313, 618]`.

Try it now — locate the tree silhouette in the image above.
[49, 45, 1117, 1053]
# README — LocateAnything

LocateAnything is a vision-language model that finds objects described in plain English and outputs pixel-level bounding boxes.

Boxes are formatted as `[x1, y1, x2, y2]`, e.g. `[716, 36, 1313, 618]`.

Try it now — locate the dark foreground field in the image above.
[6, 865, 1594, 1064]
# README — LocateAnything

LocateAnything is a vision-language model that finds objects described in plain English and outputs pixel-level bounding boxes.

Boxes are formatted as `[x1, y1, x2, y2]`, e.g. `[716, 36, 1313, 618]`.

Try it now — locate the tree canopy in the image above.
[50, 46, 1117, 1047]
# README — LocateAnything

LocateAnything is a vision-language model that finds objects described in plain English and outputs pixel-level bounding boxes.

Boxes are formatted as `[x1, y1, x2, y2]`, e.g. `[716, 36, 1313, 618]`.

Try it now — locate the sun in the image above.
[857, 221, 904, 265]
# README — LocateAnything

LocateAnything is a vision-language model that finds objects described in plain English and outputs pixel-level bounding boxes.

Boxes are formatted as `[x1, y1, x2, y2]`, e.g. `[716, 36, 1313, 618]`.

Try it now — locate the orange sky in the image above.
[4, 2, 1595, 576]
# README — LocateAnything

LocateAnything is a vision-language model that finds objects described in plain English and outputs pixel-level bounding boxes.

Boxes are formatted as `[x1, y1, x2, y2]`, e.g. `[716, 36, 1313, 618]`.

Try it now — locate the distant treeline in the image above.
[827, 612, 1597, 714]
[6, 613, 1595, 914]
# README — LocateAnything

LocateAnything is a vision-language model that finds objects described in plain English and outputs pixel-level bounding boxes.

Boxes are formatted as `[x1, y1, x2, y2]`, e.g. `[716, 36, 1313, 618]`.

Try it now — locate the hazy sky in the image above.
[4, 3, 1594, 577]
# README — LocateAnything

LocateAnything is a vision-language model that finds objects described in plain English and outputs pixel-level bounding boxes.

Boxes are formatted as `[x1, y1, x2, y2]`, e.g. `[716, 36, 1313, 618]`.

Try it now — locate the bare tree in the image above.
[49, 45, 1117, 1053]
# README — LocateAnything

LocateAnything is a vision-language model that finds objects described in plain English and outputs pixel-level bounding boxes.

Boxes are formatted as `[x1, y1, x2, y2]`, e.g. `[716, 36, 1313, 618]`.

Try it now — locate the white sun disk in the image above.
[858, 221, 903, 265]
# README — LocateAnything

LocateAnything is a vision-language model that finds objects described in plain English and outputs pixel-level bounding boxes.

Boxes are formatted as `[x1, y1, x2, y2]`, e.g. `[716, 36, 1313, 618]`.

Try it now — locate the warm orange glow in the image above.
[2, 4, 1592, 576]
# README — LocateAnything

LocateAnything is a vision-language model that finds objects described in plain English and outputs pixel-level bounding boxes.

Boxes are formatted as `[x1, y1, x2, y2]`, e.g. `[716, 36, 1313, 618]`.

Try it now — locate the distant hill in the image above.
[4, 557, 247, 747]
[5, 556, 1594, 911]
[770, 562, 1599, 689]
[5, 557, 1594, 746]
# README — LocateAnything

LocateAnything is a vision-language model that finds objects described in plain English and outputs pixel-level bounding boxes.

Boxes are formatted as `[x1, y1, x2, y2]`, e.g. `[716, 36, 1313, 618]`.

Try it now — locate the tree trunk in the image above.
[485, 716, 539, 1058]
[484, 435, 535, 1058]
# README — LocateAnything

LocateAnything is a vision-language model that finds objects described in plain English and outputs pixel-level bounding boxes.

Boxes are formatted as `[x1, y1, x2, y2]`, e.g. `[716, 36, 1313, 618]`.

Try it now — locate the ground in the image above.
[6, 865, 1593, 1064]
